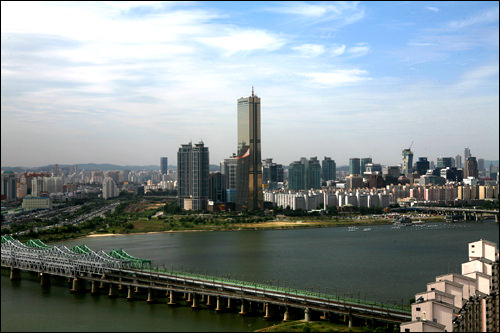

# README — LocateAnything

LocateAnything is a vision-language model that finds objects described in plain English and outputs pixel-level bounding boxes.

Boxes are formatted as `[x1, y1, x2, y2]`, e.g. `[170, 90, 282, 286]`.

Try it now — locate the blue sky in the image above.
[1, 1, 498, 168]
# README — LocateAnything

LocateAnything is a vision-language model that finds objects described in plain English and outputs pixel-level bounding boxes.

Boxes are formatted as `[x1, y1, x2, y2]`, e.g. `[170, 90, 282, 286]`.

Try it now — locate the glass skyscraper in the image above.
[236, 88, 263, 211]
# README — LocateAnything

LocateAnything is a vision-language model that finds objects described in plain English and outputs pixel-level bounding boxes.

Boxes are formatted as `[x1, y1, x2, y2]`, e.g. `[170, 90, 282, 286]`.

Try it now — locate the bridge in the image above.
[1, 235, 410, 328]
[412, 206, 499, 222]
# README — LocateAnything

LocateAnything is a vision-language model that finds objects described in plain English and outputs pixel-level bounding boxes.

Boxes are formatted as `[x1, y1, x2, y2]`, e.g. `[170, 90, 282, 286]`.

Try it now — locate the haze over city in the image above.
[1, 1, 499, 168]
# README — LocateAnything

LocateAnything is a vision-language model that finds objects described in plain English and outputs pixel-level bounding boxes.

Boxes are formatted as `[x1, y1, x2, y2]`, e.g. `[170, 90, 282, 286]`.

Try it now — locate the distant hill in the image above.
[1, 163, 221, 172]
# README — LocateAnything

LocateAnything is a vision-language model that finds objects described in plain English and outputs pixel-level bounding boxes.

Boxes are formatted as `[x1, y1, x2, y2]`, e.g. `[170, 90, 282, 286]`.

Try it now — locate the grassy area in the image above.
[255, 321, 368, 332]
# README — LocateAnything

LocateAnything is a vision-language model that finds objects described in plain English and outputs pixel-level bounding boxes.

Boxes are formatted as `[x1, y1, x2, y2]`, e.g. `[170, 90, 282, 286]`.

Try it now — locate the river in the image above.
[2, 220, 498, 331]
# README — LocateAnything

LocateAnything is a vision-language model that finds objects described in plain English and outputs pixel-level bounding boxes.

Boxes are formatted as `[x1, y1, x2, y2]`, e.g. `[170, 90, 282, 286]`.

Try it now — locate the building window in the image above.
[416, 307, 421, 311]
[404, 329, 410, 332]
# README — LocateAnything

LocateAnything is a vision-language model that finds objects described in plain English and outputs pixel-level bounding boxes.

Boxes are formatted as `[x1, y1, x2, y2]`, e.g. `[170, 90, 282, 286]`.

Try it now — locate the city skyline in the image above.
[1, 1, 499, 168]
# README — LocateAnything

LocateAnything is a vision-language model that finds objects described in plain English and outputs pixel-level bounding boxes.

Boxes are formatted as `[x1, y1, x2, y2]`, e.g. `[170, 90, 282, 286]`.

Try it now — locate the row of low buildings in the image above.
[400, 239, 499, 332]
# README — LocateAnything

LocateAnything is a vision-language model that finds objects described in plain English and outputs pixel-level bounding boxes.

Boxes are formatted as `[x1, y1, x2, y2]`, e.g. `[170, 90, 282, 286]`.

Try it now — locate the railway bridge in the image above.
[1, 235, 410, 328]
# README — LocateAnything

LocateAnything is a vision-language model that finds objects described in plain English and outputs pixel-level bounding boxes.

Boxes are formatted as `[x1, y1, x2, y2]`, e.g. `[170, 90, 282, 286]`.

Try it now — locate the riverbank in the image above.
[84, 216, 445, 239]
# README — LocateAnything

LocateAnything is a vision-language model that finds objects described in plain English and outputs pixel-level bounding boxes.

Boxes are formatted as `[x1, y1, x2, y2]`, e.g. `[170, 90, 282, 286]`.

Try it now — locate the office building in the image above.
[464, 157, 479, 179]
[221, 154, 238, 192]
[236, 88, 263, 211]
[209, 172, 226, 203]
[415, 157, 430, 176]
[402, 149, 414, 176]
[1, 172, 17, 201]
[262, 158, 284, 190]
[177, 141, 209, 210]
[322, 157, 336, 182]
[464, 147, 471, 160]
[455, 154, 462, 169]
[477, 158, 485, 172]
[360, 158, 372, 174]
[437, 157, 453, 169]
[349, 158, 361, 175]
[160, 157, 168, 174]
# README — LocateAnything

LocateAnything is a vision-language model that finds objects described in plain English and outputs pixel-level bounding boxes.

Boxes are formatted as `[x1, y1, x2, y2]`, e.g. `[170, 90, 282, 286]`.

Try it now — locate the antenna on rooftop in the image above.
[252, 86, 254, 97]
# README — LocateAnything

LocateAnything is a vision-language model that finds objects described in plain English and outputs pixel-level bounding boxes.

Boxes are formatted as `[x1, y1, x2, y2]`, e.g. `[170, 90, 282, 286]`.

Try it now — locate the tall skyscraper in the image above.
[236, 88, 263, 211]
[402, 149, 413, 176]
[455, 155, 462, 169]
[322, 157, 336, 182]
[177, 141, 209, 210]
[160, 157, 168, 174]
[464, 147, 471, 162]
[349, 158, 361, 175]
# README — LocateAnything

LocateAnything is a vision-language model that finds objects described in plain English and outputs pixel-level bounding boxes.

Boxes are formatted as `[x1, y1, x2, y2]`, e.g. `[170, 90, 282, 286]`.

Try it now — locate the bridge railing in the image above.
[141, 266, 410, 313]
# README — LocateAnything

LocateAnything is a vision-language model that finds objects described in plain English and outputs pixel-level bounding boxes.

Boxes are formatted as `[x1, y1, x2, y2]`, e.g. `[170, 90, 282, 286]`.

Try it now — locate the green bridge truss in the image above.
[1, 236, 410, 313]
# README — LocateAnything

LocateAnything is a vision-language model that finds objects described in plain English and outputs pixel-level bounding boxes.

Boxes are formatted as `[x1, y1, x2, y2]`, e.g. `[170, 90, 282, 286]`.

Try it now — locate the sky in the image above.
[1, 1, 499, 168]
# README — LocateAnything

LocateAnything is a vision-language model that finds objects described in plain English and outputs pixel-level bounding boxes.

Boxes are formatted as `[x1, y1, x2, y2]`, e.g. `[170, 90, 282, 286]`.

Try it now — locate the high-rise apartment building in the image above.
[402, 149, 413, 176]
[160, 157, 168, 175]
[477, 158, 485, 172]
[177, 141, 209, 210]
[322, 157, 336, 182]
[305, 157, 321, 189]
[236, 88, 263, 211]
[102, 176, 120, 199]
[349, 158, 361, 175]
[464, 147, 471, 160]
[288, 161, 305, 191]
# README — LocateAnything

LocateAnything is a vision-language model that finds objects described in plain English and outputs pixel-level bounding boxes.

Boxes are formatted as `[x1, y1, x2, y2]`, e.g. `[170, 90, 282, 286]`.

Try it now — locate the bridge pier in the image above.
[108, 284, 115, 297]
[10, 267, 21, 281]
[304, 307, 311, 322]
[146, 289, 154, 303]
[191, 294, 198, 309]
[70, 277, 83, 293]
[264, 303, 271, 319]
[206, 295, 212, 306]
[496, 214, 499, 223]
[118, 277, 123, 290]
[226, 297, 231, 309]
[99, 274, 106, 289]
[39, 272, 50, 287]
[319, 311, 327, 320]
[215, 296, 222, 311]
[126, 286, 134, 301]
[238, 300, 246, 315]
[91, 280, 98, 295]
[168, 290, 175, 305]
[187, 292, 192, 303]
[283, 307, 290, 321]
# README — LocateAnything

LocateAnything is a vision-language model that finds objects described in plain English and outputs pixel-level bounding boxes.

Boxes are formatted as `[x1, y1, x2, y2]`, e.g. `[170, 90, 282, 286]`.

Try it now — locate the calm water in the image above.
[2, 220, 498, 331]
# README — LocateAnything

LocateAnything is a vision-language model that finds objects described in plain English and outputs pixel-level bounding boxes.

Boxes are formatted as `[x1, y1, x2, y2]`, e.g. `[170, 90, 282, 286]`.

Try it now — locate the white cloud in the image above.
[302, 69, 371, 86]
[448, 7, 499, 29]
[292, 44, 325, 57]
[346, 43, 370, 57]
[331, 44, 346, 56]
[197, 29, 286, 55]
[426, 7, 439, 13]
